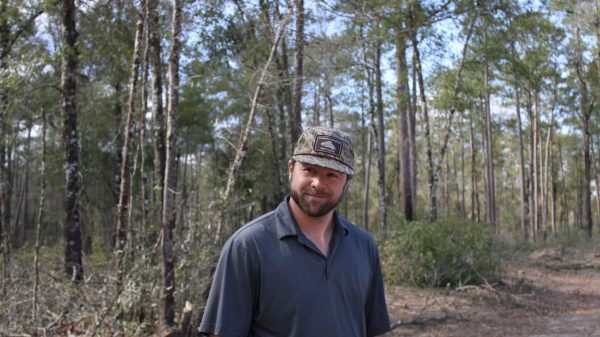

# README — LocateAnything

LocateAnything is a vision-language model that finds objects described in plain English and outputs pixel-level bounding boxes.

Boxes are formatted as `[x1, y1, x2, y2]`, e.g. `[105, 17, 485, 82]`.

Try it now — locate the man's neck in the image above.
[288, 197, 335, 255]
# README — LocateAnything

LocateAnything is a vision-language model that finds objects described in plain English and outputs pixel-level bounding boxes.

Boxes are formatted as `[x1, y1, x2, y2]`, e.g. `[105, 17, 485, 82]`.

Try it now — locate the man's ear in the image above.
[288, 160, 295, 181]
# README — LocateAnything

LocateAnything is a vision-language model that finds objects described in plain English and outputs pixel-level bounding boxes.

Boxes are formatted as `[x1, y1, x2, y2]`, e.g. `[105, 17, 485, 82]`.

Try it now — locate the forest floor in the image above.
[2, 242, 600, 336]
[384, 245, 600, 337]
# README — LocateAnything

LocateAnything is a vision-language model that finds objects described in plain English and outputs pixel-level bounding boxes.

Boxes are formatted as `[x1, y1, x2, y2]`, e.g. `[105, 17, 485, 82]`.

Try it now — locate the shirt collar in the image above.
[275, 195, 349, 239]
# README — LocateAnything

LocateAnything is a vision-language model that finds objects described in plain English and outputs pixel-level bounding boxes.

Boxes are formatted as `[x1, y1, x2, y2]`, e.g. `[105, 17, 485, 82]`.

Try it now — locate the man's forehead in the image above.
[295, 161, 345, 174]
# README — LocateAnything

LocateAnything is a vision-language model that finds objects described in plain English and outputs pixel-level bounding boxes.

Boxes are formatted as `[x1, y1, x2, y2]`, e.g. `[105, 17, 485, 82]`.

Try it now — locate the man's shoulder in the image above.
[229, 209, 278, 244]
[337, 215, 377, 244]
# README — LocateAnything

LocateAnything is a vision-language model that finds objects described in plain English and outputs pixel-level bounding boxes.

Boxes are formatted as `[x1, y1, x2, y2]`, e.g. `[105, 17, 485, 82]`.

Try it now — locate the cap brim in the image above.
[292, 155, 355, 175]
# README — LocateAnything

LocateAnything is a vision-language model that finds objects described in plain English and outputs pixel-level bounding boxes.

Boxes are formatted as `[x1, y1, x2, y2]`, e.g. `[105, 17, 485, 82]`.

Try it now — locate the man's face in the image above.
[288, 161, 348, 217]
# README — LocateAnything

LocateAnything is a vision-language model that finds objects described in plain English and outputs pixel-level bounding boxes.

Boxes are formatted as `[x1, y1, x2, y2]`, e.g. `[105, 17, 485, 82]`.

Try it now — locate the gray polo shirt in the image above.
[199, 197, 390, 337]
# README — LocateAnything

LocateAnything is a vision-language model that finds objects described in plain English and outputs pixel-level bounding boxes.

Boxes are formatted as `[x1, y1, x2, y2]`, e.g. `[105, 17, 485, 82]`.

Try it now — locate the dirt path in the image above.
[384, 248, 600, 337]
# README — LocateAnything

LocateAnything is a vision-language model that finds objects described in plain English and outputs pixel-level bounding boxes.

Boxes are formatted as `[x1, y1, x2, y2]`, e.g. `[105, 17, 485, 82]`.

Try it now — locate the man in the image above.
[199, 126, 391, 337]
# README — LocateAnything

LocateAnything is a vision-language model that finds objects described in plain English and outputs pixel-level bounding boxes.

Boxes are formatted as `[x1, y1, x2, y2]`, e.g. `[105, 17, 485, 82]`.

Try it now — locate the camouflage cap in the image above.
[292, 126, 355, 175]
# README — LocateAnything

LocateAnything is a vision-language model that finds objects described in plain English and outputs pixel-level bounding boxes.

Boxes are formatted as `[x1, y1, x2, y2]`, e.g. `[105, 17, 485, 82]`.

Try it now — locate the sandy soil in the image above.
[383, 248, 600, 337]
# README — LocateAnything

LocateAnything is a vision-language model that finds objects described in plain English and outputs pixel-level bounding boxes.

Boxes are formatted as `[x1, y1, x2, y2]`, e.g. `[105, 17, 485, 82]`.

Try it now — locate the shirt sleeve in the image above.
[365, 241, 391, 337]
[199, 237, 256, 337]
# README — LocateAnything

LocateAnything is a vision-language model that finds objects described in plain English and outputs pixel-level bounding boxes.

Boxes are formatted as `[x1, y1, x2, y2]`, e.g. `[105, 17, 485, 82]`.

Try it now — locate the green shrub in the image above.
[380, 219, 504, 287]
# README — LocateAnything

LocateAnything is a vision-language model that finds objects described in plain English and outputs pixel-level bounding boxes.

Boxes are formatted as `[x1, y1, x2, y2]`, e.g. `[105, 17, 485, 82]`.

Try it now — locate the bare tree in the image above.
[33, 109, 47, 322]
[115, 0, 145, 284]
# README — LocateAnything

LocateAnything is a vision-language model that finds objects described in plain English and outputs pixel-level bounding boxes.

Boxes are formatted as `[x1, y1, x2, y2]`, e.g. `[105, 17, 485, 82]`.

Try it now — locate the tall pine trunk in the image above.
[510, 41, 529, 239]
[148, 0, 166, 240]
[160, 0, 182, 331]
[139, 0, 150, 236]
[32, 109, 47, 322]
[481, 15, 496, 229]
[397, 26, 413, 221]
[469, 112, 480, 223]
[574, 25, 593, 236]
[374, 43, 386, 229]
[0, 0, 10, 293]
[291, 0, 304, 142]
[61, 0, 83, 282]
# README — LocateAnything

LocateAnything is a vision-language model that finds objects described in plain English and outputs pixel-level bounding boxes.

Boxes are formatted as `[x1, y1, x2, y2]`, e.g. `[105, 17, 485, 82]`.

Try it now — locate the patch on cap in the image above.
[314, 135, 343, 156]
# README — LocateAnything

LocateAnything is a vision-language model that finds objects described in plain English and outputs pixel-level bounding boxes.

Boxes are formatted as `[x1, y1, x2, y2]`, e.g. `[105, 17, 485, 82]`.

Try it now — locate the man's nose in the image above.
[310, 175, 323, 188]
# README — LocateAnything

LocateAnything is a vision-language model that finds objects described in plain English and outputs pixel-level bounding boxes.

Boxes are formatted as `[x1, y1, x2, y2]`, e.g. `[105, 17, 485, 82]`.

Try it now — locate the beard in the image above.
[290, 180, 345, 218]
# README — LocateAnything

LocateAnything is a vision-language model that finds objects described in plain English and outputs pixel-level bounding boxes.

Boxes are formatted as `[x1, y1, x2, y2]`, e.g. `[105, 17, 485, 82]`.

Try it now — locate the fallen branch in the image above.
[390, 314, 452, 330]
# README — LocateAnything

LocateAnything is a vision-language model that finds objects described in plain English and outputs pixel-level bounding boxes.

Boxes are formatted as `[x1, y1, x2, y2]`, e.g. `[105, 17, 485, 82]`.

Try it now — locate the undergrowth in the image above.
[379, 219, 505, 288]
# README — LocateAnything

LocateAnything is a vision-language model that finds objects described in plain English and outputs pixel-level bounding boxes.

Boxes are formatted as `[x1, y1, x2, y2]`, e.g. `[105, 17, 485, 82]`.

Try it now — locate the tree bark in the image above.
[469, 112, 480, 223]
[594, 141, 600, 234]
[397, 24, 413, 221]
[526, 89, 537, 241]
[61, 0, 83, 282]
[33, 109, 47, 322]
[140, 0, 150, 236]
[0, 0, 10, 293]
[291, 0, 304, 143]
[374, 42, 386, 230]
[481, 12, 496, 229]
[362, 32, 374, 231]
[574, 25, 593, 237]
[115, 0, 145, 285]
[160, 0, 182, 331]
[148, 0, 166, 238]
[509, 39, 529, 239]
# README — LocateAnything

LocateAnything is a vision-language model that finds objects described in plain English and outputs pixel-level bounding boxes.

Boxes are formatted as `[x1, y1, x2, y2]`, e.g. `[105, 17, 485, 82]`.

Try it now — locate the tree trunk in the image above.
[459, 117, 467, 220]
[160, 0, 182, 331]
[558, 140, 569, 232]
[526, 89, 537, 241]
[362, 34, 374, 231]
[574, 25, 593, 237]
[115, 0, 145, 285]
[148, 0, 166, 239]
[61, 0, 83, 282]
[291, 0, 304, 142]
[595, 141, 600, 234]
[18, 119, 33, 247]
[482, 19, 496, 230]
[113, 82, 123, 223]
[469, 112, 480, 223]
[374, 42, 386, 230]
[396, 26, 413, 221]
[33, 109, 47, 322]
[140, 0, 150, 236]
[0, 0, 10, 293]
[510, 42, 529, 239]
[542, 102, 555, 234]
